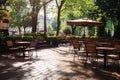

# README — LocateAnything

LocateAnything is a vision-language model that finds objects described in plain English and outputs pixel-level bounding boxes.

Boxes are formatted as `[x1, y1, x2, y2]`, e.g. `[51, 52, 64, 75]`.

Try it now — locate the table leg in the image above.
[104, 52, 107, 67]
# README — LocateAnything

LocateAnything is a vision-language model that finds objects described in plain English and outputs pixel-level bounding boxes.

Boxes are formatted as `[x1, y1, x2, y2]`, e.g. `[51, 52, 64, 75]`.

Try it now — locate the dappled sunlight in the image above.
[0, 46, 120, 80]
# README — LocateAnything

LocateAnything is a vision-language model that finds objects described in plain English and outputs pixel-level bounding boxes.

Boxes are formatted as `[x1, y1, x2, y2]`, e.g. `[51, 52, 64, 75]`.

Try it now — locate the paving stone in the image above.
[0, 46, 120, 80]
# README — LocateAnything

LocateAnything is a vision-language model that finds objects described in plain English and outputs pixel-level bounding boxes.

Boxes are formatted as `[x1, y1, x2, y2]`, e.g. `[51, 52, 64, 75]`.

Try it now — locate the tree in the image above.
[9, 0, 28, 35]
[9, 0, 53, 34]
[43, 3, 47, 35]
[29, 0, 53, 33]
[95, 0, 120, 38]
[22, 13, 32, 34]
[62, 0, 98, 19]
[61, 0, 99, 35]
[55, 0, 66, 36]
[42, 0, 52, 36]
[29, 0, 43, 33]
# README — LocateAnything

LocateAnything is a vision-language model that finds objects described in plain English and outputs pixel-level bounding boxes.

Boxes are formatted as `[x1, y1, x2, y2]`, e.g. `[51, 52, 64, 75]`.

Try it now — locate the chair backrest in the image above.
[69, 39, 73, 46]
[72, 40, 80, 50]
[30, 42, 36, 47]
[114, 44, 120, 50]
[110, 39, 120, 47]
[29, 40, 38, 48]
[85, 41, 96, 54]
[6, 40, 14, 47]
[113, 44, 120, 58]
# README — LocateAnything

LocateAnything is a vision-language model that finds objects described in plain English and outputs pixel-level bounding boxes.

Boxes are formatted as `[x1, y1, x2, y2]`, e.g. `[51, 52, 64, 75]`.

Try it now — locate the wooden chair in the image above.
[68, 39, 74, 54]
[6, 40, 20, 57]
[108, 44, 120, 69]
[85, 41, 97, 62]
[85, 41, 104, 64]
[24, 40, 38, 57]
[72, 39, 86, 61]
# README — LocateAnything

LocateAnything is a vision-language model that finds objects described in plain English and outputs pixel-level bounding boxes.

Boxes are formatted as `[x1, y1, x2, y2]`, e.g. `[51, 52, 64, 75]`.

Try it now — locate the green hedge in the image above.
[46, 36, 58, 41]
[22, 36, 34, 41]
[4, 35, 34, 41]
[24, 33, 42, 39]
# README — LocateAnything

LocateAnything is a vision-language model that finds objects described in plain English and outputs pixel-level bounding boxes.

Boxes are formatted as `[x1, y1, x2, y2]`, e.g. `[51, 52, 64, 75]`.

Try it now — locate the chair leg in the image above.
[73, 53, 75, 61]
[35, 49, 38, 57]
[28, 50, 33, 57]
[73, 52, 76, 62]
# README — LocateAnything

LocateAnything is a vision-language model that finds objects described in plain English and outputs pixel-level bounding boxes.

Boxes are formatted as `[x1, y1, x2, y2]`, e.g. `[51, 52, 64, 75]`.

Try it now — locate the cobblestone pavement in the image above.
[0, 46, 120, 80]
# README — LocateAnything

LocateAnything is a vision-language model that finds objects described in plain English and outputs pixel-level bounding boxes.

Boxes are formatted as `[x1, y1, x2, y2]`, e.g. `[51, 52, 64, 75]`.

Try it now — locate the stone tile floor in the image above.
[0, 46, 120, 80]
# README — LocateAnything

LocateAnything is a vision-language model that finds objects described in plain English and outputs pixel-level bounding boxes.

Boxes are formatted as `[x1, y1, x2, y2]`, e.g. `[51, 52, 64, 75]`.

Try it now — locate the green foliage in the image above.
[9, 0, 32, 34]
[60, 0, 99, 37]
[95, 0, 120, 20]
[5, 35, 14, 40]
[51, 17, 57, 30]
[62, 27, 71, 35]
[5, 35, 23, 41]
[8, 0, 105, 37]
[0, 36, 5, 44]
[4, 35, 34, 41]
[46, 36, 58, 41]
[13, 36, 23, 41]
[24, 33, 41, 39]
[22, 36, 33, 41]
[95, 0, 120, 38]
[66, 35, 81, 39]
[46, 36, 58, 46]
[47, 25, 55, 36]
[114, 25, 120, 39]
[62, 0, 98, 20]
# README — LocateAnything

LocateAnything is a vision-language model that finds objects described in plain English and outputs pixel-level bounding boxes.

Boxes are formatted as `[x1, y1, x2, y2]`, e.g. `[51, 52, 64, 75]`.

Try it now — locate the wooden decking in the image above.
[0, 46, 120, 80]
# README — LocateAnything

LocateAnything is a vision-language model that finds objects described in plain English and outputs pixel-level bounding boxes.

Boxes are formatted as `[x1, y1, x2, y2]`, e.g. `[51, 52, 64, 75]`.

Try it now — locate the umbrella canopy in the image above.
[67, 18, 103, 26]
[67, 18, 103, 35]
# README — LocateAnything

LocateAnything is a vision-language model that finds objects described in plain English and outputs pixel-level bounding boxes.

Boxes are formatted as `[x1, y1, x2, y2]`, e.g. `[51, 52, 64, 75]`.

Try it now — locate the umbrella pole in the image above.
[83, 27, 85, 38]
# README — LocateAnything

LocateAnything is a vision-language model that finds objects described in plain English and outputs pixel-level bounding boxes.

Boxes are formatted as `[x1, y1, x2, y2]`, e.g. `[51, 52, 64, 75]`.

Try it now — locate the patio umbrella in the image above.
[67, 18, 103, 26]
[67, 18, 103, 35]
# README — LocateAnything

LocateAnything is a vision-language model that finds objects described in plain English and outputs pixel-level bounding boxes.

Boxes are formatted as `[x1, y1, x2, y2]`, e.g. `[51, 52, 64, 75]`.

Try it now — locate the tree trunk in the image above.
[56, 8, 60, 36]
[18, 27, 21, 35]
[97, 15, 106, 37]
[44, 4, 46, 36]
[23, 27, 25, 34]
[31, 4, 41, 33]
[32, 15, 38, 33]
[55, 0, 65, 36]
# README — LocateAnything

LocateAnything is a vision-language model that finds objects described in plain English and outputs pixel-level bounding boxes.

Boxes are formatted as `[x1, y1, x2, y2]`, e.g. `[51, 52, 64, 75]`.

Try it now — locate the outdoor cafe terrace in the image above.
[0, 37, 120, 80]
[1, 0, 120, 79]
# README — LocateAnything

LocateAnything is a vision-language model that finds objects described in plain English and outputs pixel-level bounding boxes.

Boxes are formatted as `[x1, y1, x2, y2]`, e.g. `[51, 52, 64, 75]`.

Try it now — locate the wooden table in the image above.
[96, 42, 111, 47]
[16, 41, 31, 57]
[96, 47, 116, 67]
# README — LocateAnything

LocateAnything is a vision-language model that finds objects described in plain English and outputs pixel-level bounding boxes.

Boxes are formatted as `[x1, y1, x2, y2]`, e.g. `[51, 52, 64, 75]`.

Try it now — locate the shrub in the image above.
[46, 36, 58, 47]
[5, 35, 14, 41]
[22, 36, 34, 41]
[24, 33, 42, 39]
